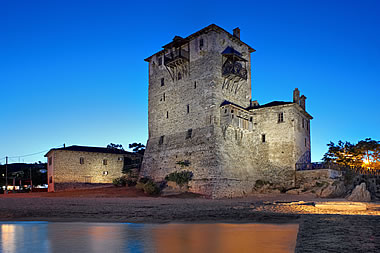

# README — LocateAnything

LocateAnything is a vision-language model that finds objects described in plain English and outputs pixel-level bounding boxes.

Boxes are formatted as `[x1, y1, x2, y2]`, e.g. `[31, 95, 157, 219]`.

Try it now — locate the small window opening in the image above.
[187, 104, 190, 114]
[158, 57, 162, 66]
[161, 78, 164, 86]
[49, 176, 53, 184]
[48, 157, 52, 165]
[278, 112, 284, 123]
[103, 171, 108, 175]
[163, 93, 165, 101]
[159, 135, 165, 145]
[103, 159, 107, 165]
[225, 109, 227, 113]
[194, 81, 197, 89]
[118, 157, 123, 161]
[199, 38, 204, 50]
[178, 72, 182, 80]
[80, 157, 84, 164]
[262, 134, 266, 143]
[186, 129, 193, 139]
[166, 111, 169, 118]
[250, 117, 253, 122]
[302, 118, 305, 128]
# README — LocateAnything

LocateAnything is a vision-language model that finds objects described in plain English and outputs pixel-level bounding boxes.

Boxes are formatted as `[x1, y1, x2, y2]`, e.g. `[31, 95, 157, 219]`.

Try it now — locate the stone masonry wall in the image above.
[142, 25, 312, 198]
[47, 150, 140, 192]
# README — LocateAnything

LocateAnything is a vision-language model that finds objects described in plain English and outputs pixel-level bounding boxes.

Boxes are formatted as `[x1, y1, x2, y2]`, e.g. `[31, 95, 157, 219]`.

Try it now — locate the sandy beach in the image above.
[0, 187, 379, 252]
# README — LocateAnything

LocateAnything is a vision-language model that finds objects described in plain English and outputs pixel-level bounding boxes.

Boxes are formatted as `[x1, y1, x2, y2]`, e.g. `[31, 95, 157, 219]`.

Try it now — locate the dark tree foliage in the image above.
[323, 138, 380, 169]
[107, 143, 124, 150]
[129, 143, 145, 155]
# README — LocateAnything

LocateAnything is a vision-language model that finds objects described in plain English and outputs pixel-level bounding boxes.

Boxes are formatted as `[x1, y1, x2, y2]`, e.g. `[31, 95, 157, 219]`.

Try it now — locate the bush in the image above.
[142, 181, 161, 195]
[135, 177, 161, 195]
[165, 171, 193, 186]
[113, 175, 137, 187]
[112, 176, 127, 187]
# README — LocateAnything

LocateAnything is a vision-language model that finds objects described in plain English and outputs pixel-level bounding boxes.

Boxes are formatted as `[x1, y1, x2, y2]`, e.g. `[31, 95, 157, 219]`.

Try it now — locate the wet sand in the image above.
[0, 187, 379, 252]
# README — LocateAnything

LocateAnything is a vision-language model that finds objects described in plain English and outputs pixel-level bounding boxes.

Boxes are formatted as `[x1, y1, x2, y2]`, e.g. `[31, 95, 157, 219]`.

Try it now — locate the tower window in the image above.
[161, 78, 164, 86]
[158, 57, 162, 66]
[225, 109, 227, 113]
[187, 104, 190, 114]
[103, 159, 107, 165]
[163, 93, 165, 101]
[186, 129, 193, 139]
[178, 72, 182, 80]
[278, 112, 284, 123]
[194, 81, 197, 89]
[80, 157, 84, 164]
[262, 134, 266, 143]
[166, 111, 169, 118]
[199, 38, 204, 50]
[48, 157, 52, 165]
[159, 135, 165, 145]
[250, 117, 253, 122]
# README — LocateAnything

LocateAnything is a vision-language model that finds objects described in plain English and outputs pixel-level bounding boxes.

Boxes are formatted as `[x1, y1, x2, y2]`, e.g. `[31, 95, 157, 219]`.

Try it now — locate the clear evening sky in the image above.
[1, 0, 379, 164]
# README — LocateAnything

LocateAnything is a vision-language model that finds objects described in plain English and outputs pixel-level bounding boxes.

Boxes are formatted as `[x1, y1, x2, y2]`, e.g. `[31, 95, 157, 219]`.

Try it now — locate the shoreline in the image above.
[1, 189, 379, 252]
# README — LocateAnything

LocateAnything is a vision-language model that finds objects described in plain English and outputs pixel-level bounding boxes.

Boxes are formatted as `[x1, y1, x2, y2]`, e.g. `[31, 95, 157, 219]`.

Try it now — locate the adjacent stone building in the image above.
[141, 24, 313, 198]
[45, 145, 142, 192]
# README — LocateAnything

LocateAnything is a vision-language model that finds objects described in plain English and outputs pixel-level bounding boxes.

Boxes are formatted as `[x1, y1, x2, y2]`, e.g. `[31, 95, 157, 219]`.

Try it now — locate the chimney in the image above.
[300, 95, 306, 110]
[293, 88, 300, 104]
[233, 27, 240, 39]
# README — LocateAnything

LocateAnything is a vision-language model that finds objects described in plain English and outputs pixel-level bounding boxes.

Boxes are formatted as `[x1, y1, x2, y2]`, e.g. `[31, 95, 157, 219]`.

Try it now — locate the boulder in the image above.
[347, 183, 371, 202]
[320, 181, 346, 198]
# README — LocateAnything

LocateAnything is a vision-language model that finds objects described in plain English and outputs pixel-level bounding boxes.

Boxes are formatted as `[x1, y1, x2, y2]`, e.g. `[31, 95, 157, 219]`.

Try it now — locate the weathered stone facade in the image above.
[45, 146, 142, 192]
[141, 24, 313, 198]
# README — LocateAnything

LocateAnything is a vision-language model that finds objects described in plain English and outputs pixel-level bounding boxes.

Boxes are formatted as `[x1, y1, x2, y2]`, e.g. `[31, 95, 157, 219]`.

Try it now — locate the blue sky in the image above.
[1, 0, 379, 163]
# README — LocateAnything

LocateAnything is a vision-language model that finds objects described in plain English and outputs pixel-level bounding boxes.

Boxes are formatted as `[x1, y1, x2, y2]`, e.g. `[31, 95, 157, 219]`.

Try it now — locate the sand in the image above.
[0, 187, 379, 252]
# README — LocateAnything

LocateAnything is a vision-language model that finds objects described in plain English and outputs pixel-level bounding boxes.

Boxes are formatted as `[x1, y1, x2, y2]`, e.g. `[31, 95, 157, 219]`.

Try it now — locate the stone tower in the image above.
[141, 24, 312, 198]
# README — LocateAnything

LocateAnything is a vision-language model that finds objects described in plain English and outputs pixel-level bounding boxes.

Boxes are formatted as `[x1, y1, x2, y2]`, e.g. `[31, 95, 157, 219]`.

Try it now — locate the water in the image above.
[0, 222, 298, 253]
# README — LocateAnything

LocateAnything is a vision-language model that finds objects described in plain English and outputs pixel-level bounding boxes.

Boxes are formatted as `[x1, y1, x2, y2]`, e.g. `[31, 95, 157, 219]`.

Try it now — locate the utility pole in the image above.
[5, 156, 8, 194]
[30, 167, 33, 192]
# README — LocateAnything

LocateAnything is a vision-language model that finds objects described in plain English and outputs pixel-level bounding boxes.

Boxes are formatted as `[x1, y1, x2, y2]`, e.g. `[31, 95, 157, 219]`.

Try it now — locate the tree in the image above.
[323, 138, 380, 169]
[107, 143, 124, 150]
[356, 138, 380, 169]
[129, 143, 145, 155]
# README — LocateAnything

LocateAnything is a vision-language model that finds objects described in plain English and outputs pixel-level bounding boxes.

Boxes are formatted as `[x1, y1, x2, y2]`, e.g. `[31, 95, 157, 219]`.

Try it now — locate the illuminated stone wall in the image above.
[46, 150, 141, 192]
[141, 25, 312, 198]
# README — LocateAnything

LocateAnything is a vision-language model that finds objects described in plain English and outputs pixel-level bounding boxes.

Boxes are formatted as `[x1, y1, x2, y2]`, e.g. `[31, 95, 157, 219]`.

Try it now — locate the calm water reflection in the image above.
[0, 222, 298, 253]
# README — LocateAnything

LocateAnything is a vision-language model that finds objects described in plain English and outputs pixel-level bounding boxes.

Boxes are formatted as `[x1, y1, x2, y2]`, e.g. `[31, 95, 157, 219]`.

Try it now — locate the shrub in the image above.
[165, 171, 193, 186]
[112, 176, 127, 187]
[142, 181, 161, 195]
[135, 178, 161, 195]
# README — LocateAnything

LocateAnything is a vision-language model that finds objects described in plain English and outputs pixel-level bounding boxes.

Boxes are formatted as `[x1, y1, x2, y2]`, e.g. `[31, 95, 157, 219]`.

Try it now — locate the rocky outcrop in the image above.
[319, 181, 346, 198]
[347, 183, 371, 202]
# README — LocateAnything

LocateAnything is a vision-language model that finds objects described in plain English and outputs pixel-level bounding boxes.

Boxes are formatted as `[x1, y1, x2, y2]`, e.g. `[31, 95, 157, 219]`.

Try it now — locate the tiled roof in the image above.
[45, 145, 138, 156]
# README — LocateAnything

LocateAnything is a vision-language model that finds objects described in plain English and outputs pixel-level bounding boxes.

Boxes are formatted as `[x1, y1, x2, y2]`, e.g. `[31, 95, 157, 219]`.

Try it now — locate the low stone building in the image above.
[45, 145, 142, 192]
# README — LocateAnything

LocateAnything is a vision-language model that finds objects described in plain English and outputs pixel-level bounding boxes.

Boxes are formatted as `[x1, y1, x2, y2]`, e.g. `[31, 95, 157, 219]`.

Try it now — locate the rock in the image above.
[320, 181, 346, 198]
[347, 183, 371, 202]
[287, 189, 300, 195]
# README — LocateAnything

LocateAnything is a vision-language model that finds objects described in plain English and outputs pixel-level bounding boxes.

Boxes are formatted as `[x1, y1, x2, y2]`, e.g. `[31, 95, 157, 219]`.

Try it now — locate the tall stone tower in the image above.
[141, 24, 312, 198]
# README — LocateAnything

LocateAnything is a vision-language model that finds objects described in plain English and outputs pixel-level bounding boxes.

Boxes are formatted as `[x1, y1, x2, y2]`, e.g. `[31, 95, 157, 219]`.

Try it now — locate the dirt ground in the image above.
[0, 186, 379, 252]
